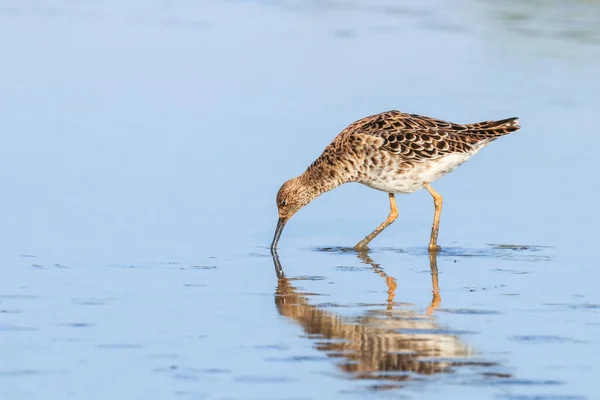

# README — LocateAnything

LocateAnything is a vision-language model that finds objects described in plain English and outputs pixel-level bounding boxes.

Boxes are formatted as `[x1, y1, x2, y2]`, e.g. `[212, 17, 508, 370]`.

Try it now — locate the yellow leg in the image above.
[354, 193, 398, 251]
[423, 183, 442, 252]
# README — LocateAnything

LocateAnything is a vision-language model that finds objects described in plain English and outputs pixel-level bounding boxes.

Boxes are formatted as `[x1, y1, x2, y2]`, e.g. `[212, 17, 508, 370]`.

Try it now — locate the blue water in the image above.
[1, 1, 599, 399]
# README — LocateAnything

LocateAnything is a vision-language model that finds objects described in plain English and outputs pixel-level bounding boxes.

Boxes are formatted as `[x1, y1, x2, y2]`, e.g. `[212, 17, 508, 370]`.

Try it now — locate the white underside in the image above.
[361, 150, 482, 194]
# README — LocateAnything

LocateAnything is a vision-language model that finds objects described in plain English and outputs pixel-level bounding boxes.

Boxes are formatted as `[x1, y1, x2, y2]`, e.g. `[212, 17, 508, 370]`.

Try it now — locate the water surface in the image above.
[1, 1, 599, 399]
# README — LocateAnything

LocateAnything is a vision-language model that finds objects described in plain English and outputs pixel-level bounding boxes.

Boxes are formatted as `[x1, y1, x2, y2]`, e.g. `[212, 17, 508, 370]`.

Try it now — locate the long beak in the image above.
[270, 217, 286, 251]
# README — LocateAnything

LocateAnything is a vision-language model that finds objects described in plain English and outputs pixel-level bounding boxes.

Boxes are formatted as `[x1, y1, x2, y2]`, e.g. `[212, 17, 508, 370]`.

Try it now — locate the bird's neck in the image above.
[299, 156, 348, 199]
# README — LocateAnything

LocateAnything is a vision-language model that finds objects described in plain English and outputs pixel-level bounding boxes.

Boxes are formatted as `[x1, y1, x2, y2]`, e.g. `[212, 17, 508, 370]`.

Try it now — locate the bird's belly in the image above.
[360, 152, 475, 194]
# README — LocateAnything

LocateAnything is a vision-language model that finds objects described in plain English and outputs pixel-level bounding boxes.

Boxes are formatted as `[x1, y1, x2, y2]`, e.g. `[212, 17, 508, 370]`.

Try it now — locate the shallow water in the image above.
[1, 1, 600, 399]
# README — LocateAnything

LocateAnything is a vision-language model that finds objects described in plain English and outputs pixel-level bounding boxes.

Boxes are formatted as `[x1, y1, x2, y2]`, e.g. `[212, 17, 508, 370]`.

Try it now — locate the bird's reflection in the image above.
[272, 249, 498, 385]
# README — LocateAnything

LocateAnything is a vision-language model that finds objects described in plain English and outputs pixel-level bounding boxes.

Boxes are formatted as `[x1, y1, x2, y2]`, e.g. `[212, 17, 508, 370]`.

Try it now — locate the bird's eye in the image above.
[280, 199, 287, 207]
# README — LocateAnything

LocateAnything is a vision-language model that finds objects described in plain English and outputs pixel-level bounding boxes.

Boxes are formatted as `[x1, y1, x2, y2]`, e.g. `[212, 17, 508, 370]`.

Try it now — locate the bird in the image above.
[270, 110, 520, 252]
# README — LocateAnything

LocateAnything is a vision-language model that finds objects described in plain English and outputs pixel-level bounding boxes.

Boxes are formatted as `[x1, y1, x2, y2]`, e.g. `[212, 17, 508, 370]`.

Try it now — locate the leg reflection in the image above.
[356, 251, 397, 310]
[427, 251, 441, 315]
[356, 251, 441, 314]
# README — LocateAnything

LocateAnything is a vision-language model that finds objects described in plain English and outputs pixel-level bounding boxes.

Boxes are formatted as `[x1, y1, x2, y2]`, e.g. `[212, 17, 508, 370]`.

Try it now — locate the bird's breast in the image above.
[358, 152, 477, 194]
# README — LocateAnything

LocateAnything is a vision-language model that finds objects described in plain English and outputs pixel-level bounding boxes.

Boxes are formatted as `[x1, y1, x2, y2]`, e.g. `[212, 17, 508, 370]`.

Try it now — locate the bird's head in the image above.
[271, 177, 315, 250]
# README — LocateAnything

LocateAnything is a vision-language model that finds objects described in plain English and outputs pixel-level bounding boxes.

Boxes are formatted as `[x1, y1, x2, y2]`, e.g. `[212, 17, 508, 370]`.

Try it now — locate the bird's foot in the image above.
[353, 242, 370, 252]
[428, 243, 441, 252]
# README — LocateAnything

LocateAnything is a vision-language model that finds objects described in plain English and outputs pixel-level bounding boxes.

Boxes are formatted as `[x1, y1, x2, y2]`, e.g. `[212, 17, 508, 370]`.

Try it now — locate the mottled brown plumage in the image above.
[271, 110, 520, 251]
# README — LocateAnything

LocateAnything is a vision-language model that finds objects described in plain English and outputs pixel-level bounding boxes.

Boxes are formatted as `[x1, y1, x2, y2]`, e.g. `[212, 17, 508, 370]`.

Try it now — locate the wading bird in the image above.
[271, 110, 519, 252]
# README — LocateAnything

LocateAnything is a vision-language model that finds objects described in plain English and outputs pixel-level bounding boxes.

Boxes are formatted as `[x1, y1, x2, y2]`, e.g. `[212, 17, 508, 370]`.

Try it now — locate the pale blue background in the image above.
[1, 1, 599, 399]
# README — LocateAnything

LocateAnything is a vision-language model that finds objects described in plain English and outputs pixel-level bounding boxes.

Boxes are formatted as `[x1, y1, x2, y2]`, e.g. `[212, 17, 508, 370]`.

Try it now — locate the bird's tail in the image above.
[465, 117, 520, 138]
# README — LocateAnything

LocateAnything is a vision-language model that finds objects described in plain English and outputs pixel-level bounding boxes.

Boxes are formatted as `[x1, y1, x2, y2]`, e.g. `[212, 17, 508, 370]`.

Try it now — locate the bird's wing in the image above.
[344, 110, 519, 162]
